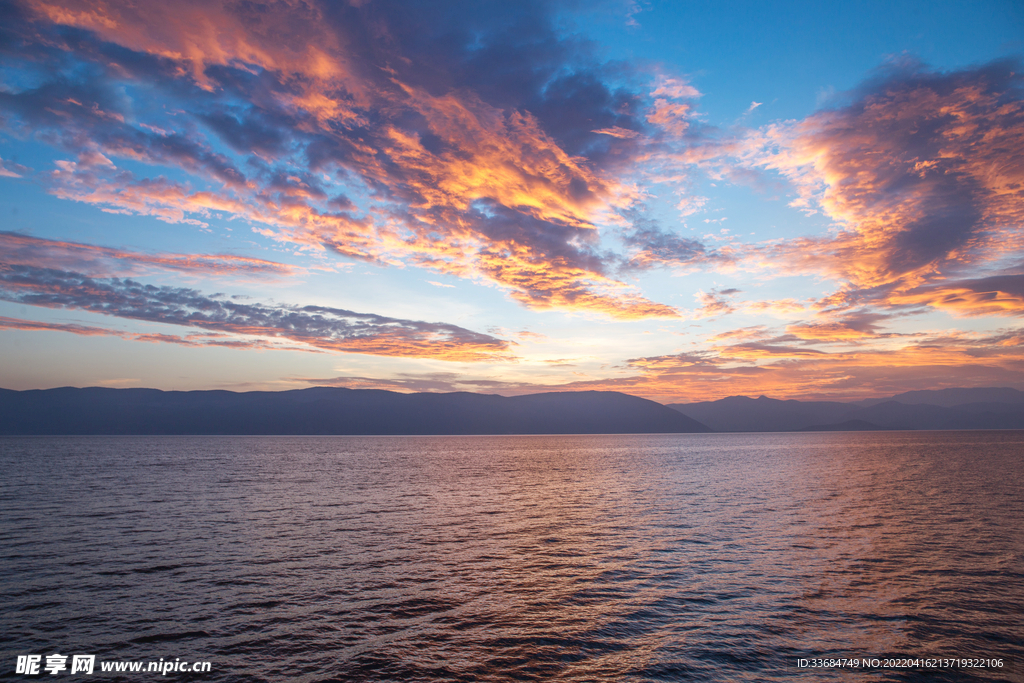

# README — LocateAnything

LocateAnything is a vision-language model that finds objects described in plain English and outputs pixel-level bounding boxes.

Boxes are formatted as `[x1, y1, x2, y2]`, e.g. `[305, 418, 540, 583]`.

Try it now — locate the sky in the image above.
[1, 0, 1022, 402]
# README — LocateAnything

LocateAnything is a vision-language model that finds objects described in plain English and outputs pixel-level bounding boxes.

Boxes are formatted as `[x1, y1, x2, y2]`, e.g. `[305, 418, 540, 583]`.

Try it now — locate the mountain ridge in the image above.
[4, 385, 1023, 435]
[0, 386, 711, 435]
[667, 387, 1024, 432]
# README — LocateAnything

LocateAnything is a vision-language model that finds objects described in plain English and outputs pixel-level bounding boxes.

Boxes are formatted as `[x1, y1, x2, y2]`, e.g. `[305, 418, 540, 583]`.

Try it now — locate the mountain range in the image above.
[0, 387, 710, 435]
[667, 387, 1024, 432]
[2, 386, 1022, 435]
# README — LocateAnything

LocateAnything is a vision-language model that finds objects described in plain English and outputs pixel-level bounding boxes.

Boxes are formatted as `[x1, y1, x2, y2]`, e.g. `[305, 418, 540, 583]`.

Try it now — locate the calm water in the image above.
[1, 432, 1022, 682]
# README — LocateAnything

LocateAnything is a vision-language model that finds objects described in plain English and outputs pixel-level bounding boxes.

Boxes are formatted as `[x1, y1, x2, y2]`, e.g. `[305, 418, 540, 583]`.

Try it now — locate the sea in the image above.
[1, 432, 1022, 682]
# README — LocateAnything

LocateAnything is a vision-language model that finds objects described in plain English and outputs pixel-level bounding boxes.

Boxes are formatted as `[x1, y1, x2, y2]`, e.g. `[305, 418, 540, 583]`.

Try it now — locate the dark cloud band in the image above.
[0, 264, 512, 361]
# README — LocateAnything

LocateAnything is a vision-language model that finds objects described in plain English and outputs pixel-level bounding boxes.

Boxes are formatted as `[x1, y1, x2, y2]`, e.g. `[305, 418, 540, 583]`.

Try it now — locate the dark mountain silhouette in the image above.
[664, 396, 857, 432]
[855, 387, 1024, 408]
[0, 387, 711, 435]
[799, 419, 885, 432]
[833, 401, 1024, 431]
[669, 387, 1024, 432]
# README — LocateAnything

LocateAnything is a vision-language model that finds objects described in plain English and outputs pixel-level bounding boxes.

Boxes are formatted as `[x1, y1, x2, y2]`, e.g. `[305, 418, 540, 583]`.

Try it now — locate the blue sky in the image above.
[1, 0, 1022, 401]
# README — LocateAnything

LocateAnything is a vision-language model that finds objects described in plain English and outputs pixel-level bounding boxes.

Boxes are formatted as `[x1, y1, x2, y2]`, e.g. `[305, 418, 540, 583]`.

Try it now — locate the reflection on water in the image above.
[2, 432, 1022, 681]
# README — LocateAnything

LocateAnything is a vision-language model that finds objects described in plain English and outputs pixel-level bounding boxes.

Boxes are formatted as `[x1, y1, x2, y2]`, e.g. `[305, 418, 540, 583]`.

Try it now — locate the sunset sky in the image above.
[1, 0, 1022, 402]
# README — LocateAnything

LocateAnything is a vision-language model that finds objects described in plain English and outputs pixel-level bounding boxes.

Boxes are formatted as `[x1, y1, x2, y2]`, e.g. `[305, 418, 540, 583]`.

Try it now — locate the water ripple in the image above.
[1, 432, 1022, 682]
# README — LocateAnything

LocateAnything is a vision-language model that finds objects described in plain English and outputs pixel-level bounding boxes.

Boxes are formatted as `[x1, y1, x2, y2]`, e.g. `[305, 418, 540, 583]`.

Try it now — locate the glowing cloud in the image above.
[537, 330, 1024, 403]
[748, 60, 1024, 313]
[0, 0, 708, 319]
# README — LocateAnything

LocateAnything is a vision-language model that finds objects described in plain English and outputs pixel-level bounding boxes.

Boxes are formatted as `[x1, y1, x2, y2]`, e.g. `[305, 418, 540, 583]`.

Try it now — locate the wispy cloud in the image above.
[296, 372, 546, 394]
[691, 287, 741, 319]
[0, 315, 315, 351]
[0, 265, 513, 361]
[0, 315, 116, 337]
[0, 156, 30, 177]
[0, 231, 297, 279]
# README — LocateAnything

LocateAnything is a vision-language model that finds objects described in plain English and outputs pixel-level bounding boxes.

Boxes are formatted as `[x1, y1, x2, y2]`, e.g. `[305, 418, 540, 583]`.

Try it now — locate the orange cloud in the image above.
[6, 0, 693, 319]
[384, 88, 613, 227]
[42, 156, 676, 319]
[888, 274, 1024, 317]
[591, 127, 641, 139]
[25, 0, 359, 95]
[544, 330, 1024, 403]
[746, 60, 1024, 314]
[707, 325, 771, 342]
[471, 240, 679, 319]
[286, 321, 1024, 402]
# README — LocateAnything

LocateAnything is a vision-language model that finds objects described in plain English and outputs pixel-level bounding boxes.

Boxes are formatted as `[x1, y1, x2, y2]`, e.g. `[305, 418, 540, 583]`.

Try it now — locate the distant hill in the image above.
[0, 387, 711, 435]
[799, 419, 884, 432]
[664, 396, 857, 432]
[669, 387, 1024, 432]
[855, 387, 1024, 408]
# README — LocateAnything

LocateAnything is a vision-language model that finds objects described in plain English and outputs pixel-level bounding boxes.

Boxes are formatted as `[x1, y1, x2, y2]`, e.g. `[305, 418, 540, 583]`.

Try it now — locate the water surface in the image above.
[2, 432, 1022, 681]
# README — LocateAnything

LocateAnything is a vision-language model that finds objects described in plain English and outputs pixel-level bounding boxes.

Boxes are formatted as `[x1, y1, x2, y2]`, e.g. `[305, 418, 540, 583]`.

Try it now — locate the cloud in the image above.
[691, 287, 741, 318]
[591, 127, 641, 139]
[0, 315, 315, 351]
[651, 77, 702, 101]
[718, 342, 827, 358]
[0, 156, 30, 177]
[786, 311, 892, 341]
[0, 0, 712, 319]
[283, 319, 1024, 402]
[0, 231, 297, 279]
[746, 59, 1024, 314]
[296, 372, 545, 394]
[620, 205, 729, 271]
[624, 0, 643, 28]
[0, 314, 115, 337]
[0, 264, 513, 361]
[647, 99, 695, 138]
[888, 273, 1024, 317]
[536, 329, 1024, 402]
[707, 325, 771, 342]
